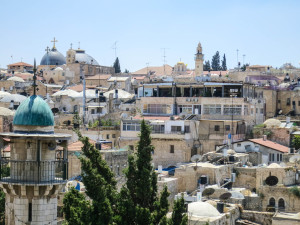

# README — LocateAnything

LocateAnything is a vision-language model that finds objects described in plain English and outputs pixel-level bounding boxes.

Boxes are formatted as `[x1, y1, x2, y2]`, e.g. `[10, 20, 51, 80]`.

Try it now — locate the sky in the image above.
[0, 0, 299, 72]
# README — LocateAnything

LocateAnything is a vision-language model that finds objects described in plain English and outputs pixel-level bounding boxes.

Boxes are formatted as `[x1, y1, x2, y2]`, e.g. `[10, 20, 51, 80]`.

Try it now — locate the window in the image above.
[225, 125, 230, 131]
[244, 106, 248, 115]
[272, 154, 275, 161]
[203, 104, 221, 115]
[237, 144, 241, 147]
[251, 109, 254, 115]
[269, 198, 275, 207]
[123, 122, 141, 131]
[256, 108, 258, 114]
[293, 101, 296, 106]
[129, 145, 134, 151]
[171, 126, 182, 133]
[260, 108, 264, 114]
[184, 125, 190, 133]
[269, 153, 272, 161]
[170, 145, 174, 153]
[106, 134, 109, 139]
[178, 105, 193, 114]
[214, 125, 220, 131]
[143, 104, 172, 114]
[278, 198, 285, 210]
[28, 203, 32, 222]
[278, 100, 281, 104]
[287, 98, 290, 106]
[152, 125, 165, 133]
[112, 134, 116, 138]
[277, 153, 279, 161]
[298, 101, 300, 106]
[280, 154, 282, 161]
[224, 105, 242, 115]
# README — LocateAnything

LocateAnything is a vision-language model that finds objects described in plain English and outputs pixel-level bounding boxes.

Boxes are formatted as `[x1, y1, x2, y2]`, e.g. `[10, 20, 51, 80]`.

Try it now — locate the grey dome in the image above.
[74, 49, 99, 65]
[40, 48, 66, 66]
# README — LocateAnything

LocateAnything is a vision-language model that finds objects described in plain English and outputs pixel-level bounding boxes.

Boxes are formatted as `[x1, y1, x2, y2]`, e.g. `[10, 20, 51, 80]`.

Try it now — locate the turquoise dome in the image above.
[13, 95, 54, 126]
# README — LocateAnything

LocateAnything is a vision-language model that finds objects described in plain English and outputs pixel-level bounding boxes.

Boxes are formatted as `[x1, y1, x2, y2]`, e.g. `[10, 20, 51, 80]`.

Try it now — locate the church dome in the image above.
[40, 48, 66, 66]
[74, 49, 99, 65]
[13, 95, 54, 127]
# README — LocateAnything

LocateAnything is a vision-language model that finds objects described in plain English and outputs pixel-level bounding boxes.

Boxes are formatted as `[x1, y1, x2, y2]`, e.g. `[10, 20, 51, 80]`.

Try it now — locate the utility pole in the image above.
[112, 41, 118, 58]
[161, 48, 168, 75]
[80, 64, 86, 126]
[243, 54, 246, 65]
[236, 49, 239, 67]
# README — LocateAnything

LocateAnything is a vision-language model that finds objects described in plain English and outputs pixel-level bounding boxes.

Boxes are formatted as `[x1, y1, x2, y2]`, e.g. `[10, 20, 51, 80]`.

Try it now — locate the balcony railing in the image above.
[0, 160, 68, 185]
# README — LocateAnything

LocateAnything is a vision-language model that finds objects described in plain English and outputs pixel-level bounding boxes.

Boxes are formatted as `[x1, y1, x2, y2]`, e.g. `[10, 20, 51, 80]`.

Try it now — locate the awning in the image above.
[88, 106, 104, 108]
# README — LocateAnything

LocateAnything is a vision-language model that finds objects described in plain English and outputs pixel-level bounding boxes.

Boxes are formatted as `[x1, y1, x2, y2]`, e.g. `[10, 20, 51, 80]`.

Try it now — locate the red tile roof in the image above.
[68, 84, 83, 92]
[68, 140, 96, 152]
[249, 138, 289, 153]
[7, 62, 33, 67]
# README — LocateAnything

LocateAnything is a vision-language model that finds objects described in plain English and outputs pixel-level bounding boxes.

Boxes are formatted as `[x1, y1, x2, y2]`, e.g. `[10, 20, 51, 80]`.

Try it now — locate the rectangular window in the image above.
[106, 134, 109, 139]
[293, 101, 296, 106]
[203, 104, 221, 115]
[171, 126, 182, 133]
[256, 108, 258, 114]
[123, 122, 141, 131]
[143, 104, 172, 115]
[112, 134, 116, 138]
[287, 98, 291, 106]
[272, 154, 275, 161]
[152, 125, 165, 133]
[251, 109, 254, 115]
[298, 101, 300, 106]
[170, 145, 174, 153]
[237, 143, 241, 147]
[225, 125, 230, 131]
[214, 125, 220, 131]
[280, 154, 282, 161]
[260, 108, 264, 114]
[224, 105, 242, 115]
[269, 153, 272, 161]
[28, 203, 32, 222]
[178, 105, 193, 114]
[277, 153, 280, 161]
[278, 100, 281, 104]
[184, 125, 190, 133]
[129, 145, 134, 151]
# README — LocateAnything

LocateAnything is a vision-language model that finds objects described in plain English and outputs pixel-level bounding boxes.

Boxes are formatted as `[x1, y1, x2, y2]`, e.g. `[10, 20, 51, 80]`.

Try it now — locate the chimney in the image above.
[263, 135, 267, 141]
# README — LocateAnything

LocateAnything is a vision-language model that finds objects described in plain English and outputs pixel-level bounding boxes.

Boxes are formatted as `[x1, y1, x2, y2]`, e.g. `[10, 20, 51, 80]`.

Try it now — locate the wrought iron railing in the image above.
[0, 160, 68, 184]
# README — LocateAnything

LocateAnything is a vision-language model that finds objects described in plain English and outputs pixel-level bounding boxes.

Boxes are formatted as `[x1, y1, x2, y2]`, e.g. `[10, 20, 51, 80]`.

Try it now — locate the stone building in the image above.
[0, 94, 71, 224]
[7, 62, 33, 73]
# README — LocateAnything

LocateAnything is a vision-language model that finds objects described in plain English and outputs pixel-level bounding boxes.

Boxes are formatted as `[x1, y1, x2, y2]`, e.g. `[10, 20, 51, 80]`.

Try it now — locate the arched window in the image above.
[278, 198, 285, 210]
[269, 197, 275, 207]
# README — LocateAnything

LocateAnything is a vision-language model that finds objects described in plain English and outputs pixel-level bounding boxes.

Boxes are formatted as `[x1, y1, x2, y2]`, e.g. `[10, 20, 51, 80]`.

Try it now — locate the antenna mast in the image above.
[161, 48, 168, 75]
[112, 41, 118, 58]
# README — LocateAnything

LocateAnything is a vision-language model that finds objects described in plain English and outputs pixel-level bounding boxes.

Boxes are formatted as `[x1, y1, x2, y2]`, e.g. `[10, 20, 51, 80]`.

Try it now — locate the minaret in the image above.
[0, 62, 71, 224]
[195, 42, 204, 76]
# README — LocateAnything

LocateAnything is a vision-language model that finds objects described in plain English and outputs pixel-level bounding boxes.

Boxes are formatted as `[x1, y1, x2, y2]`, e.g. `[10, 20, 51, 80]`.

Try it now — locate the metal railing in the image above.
[0, 160, 68, 185]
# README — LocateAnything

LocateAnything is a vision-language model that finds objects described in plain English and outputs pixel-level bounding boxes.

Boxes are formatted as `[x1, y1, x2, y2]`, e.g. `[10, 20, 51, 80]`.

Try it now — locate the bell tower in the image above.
[195, 42, 204, 76]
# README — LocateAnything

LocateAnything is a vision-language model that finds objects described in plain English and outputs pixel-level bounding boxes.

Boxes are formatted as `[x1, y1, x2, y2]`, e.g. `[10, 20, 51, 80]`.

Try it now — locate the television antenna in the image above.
[112, 41, 118, 58]
[161, 48, 169, 74]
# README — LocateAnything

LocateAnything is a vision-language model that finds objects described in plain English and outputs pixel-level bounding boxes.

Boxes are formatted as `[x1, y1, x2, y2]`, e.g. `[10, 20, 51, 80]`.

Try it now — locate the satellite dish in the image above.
[289, 155, 300, 163]
[191, 154, 202, 163]
[265, 176, 279, 186]
[219, 192, 232, 201]
[202, 188, 215, 198]
[48, 141, 57, 151]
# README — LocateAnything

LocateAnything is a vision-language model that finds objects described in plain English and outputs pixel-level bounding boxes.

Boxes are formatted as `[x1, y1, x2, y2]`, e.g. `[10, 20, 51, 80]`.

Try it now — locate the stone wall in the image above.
[240, 210, 274, 225]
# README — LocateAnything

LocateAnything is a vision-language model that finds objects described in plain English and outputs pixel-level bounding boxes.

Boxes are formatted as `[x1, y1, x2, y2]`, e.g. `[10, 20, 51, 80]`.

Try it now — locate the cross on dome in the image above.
[51, 37, 58, 49]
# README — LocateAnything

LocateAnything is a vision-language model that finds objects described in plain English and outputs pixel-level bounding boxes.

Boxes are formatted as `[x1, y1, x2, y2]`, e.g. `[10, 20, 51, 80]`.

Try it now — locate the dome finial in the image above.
[51, 37, 58, 50]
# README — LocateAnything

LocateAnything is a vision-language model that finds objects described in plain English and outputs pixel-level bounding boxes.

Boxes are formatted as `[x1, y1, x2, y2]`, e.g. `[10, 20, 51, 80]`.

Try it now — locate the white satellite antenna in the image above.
[289, 155, 300, 166]
[191, 154, 202, 168]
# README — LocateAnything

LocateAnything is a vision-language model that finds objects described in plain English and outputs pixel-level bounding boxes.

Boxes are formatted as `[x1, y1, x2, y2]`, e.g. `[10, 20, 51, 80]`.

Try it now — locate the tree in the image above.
[113, 57, 121, 73]
[221, 54, 227, 71]
[203, 60, 211, 71]
[63, 188, 91, 225]
[63, 130, 118, 225]
[240, 63, 249, 71]
[293, 135, 300, 150]
[170, 196, 188, 225]
[124, 69, 129, 73]
[211, 51, 221, 71]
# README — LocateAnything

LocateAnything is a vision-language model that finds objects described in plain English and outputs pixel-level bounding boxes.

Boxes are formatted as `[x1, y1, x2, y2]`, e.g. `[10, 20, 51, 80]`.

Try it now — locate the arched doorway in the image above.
[278, 198, 285, 211]
[269, 197, 275, 207]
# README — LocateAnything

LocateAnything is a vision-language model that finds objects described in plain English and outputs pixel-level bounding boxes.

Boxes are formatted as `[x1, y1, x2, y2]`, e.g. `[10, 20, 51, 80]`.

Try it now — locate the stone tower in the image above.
[194, 42, 204, 76]
[66, 48, 76, 64]
[0, 95, 71, 224]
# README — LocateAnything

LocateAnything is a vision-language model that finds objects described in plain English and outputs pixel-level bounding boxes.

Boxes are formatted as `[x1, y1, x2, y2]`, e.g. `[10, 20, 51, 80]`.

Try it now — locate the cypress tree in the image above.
[211, 51, 221, 71]
[203, 60, 211, 71]
[221, 54, 227, 71]
[113, 57, 121, 73]
[170, 196, 188, 225]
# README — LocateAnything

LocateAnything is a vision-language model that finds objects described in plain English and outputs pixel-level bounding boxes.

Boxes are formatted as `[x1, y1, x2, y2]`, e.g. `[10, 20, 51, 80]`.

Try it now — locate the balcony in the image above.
[0, 160, 68, 185]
